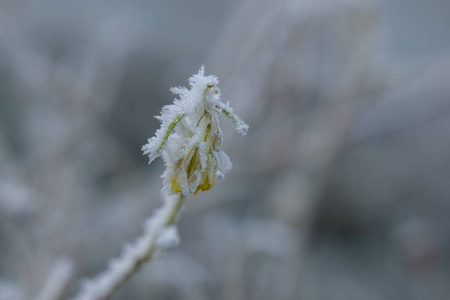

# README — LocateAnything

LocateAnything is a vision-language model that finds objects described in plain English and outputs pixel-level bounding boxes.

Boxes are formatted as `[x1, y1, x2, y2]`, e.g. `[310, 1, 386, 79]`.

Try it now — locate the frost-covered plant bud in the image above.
[142, 66, 248, 196]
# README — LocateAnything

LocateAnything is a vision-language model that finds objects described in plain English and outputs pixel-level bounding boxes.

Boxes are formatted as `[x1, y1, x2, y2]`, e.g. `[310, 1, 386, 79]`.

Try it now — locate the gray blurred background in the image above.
[0, 0, 450, 299]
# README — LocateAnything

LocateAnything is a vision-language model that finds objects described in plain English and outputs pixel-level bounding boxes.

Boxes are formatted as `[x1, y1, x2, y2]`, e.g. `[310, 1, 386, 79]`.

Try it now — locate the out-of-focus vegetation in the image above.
[0, 0, 449, 299]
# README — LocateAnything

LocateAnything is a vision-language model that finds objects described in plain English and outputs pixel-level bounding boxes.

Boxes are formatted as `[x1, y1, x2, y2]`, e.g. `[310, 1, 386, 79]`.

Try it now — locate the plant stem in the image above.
[72, 194, 185, 300]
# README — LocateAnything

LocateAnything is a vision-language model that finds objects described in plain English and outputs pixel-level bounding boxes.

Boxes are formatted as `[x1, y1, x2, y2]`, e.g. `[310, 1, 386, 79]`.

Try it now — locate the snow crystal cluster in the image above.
[142, 66, 248, 196]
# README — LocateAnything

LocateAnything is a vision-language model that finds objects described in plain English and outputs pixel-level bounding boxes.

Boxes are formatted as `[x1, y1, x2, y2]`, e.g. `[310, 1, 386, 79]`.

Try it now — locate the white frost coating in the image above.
[219, 101, 249, 136]
[72, 194, 184, 300]
[156, 226, 180, 249]
[142, 66, 248, 196]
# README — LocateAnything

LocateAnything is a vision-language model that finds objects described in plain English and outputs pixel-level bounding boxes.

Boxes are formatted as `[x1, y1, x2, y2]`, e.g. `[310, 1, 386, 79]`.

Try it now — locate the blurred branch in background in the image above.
[0, 0, 449, 299]
[37, 258, 74, 300]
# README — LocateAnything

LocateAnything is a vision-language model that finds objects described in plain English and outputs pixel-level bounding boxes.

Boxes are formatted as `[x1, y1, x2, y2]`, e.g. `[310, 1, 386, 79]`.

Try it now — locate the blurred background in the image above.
[0, 0, 450, 299]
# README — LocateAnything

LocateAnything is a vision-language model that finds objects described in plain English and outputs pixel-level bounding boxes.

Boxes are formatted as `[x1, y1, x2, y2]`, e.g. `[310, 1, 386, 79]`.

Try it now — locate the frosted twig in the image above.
[72, 194, 185, 300]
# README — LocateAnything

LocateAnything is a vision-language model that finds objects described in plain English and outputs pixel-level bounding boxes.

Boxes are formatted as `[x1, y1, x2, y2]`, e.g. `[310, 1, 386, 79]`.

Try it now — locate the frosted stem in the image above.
[158, 114, 185, 151]
[219, 103, 248, 136]
[72, 194, 185, 300]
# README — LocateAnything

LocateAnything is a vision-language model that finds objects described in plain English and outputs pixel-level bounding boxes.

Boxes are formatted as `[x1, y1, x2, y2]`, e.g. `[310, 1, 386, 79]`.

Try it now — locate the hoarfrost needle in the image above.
[142, 65, 248, 196]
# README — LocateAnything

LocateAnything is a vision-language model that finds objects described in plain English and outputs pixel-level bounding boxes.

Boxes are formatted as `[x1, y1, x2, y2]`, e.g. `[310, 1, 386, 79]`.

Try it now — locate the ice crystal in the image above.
[156, 226, 180, 249]
[142, 66, 248, 196]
